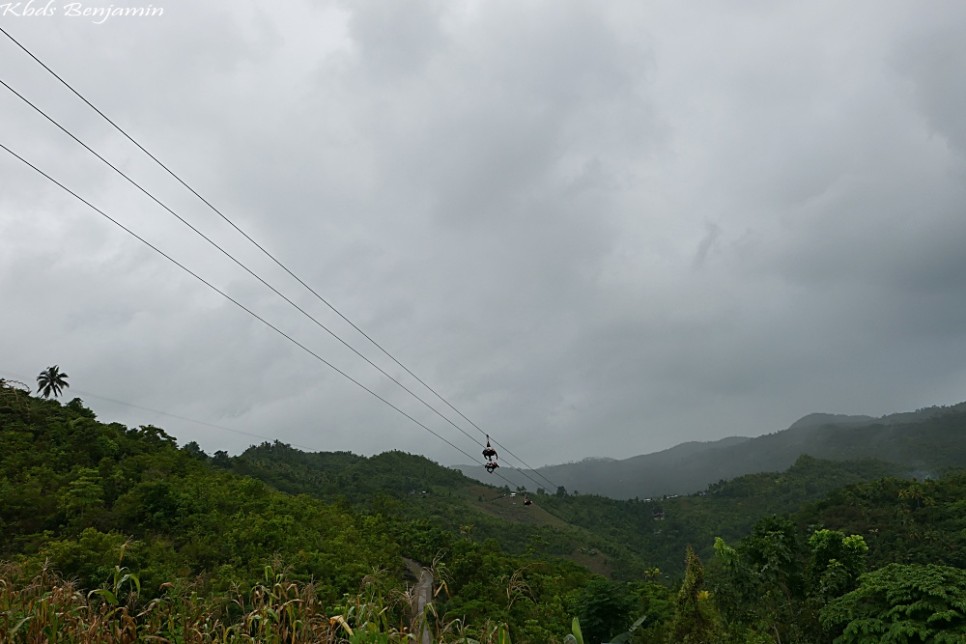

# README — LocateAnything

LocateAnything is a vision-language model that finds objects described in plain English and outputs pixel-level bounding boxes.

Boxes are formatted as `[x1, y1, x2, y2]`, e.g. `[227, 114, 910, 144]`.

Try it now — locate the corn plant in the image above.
[1, 561, 524, 643]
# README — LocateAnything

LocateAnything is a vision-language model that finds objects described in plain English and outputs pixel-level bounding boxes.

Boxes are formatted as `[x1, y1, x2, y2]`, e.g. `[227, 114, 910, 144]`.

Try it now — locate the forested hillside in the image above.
[2, 382, 964, 642]
[223, 444, 907, 577]
[536, 456, 904, 574]
[224, 441, 644, 576]
[461, 402, 966, 498]
[0, 386, 594, 642]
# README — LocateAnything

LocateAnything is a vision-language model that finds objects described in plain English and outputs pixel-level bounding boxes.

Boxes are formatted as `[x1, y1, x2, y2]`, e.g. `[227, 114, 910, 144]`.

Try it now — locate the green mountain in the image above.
[220, 442, 928, 581]
[0, 387, 596, 642]
[460, 402, 966, 498]
[3, 380, 964, 642]
[535, 455, 904, 575]
[223, 441, 626, 576]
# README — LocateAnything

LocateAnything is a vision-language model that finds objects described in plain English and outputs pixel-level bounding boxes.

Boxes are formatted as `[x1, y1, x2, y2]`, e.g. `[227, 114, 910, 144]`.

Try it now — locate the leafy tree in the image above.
[66, 397, 96, 418]
[821, 563, 966, 643]
[667, 546, 720, 643]
[181, 440, 208, 459]
[709, 518, 809, 642]
[59, 466, 106, 527]
[807, 529, 868, 603]
[212, 449, 231, 468]
[36, 365, 69, 398]
[576, 578, 634, 644]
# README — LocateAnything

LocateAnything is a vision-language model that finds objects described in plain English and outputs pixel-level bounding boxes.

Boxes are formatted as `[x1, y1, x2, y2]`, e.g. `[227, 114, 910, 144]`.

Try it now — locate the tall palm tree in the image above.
[36, 365, 69, 398]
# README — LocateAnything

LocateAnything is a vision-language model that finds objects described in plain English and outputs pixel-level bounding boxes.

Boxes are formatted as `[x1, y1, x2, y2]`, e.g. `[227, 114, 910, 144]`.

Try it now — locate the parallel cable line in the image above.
[0, 24, 559, 491]
[0, 76, 552, 494]
[0, 141, 529, 485]
[0, 78, 476, 455]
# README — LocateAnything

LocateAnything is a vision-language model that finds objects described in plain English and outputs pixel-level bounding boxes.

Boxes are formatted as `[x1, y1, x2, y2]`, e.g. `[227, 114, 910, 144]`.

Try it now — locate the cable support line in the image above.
[0, 24, 560, 492]
[64, 391, 319, 453]
[0, 141, 497, 472]
[0, 79, 552, 495]
[0, 76, 480, 453]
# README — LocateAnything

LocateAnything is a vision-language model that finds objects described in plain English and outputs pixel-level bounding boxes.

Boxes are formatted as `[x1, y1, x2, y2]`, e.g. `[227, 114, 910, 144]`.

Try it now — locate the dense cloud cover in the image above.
[2, 0, 965, 467]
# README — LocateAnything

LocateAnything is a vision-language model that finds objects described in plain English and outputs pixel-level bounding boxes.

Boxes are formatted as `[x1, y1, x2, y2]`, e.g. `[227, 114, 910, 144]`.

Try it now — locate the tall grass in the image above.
[0, 562, 514, 643]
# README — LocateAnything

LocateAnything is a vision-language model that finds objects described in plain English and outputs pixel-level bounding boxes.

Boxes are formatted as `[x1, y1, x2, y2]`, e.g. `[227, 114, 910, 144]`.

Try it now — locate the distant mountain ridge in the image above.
[787, 413, 875, 430]
[459, 402, 966, 499]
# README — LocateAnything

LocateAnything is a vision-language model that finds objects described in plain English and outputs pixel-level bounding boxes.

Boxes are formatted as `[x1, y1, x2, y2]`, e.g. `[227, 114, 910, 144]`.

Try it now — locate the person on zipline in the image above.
[482, 435, 497, 461]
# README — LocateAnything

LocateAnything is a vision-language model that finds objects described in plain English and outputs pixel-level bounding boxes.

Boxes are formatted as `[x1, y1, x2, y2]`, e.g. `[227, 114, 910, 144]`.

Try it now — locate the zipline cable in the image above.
[0, 141, 515, 479]
[0, 75, 554, 495]
[0, 24, 559, 491]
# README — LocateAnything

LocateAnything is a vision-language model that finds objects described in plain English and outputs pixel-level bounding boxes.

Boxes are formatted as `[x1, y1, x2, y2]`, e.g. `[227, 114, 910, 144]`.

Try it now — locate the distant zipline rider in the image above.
[482, 435, 500, 473]
[482, 435, 497, 461]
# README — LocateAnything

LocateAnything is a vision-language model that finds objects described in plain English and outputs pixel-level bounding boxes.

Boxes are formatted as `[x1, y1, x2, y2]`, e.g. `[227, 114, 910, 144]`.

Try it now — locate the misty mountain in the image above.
[460, 402, 966, 499]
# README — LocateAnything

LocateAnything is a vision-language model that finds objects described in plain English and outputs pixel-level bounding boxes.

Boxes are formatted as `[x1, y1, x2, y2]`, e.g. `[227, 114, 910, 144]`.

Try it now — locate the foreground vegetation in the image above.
[2, 376, 965, 642]
[0, 560, 531, 643]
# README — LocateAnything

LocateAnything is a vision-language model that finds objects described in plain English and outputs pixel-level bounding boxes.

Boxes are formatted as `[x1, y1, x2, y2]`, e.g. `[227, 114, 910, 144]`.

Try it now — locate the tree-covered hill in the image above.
[220, 438, 915, 578]
[704, 471, 966, 643]
[0, 386, 598, 641]
[798, 471, 966, 570]
[460, 401, 966, 499]
[535, 455, 905, 575]
[224, 440, 635, 577]
[3, 381, 964, 642]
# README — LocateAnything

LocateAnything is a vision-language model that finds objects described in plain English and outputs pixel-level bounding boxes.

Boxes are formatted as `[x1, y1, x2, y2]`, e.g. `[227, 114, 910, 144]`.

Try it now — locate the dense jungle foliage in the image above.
[1, 379, 965, 642]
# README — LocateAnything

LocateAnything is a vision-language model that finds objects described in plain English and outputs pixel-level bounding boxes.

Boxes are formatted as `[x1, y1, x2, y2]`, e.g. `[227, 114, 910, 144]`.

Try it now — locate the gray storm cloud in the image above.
[2, 0, 965, 467]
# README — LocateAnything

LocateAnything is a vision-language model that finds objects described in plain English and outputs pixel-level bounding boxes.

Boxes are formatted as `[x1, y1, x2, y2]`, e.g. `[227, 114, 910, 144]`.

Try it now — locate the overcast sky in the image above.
[2, 1, 965, 468]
